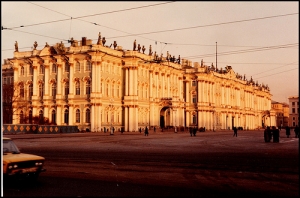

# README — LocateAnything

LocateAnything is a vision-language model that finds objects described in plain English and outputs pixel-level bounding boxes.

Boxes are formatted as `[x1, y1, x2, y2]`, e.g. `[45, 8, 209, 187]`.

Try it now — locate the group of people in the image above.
[263, 125, 299, 143]
[139, 127, 149, 136]
[286, 125, 299, 138]
[264, 126, 280, 142]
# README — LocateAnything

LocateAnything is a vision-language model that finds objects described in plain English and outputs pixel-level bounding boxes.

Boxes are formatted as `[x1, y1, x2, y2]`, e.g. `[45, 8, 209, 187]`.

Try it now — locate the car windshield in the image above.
[3, 139, 20, 154]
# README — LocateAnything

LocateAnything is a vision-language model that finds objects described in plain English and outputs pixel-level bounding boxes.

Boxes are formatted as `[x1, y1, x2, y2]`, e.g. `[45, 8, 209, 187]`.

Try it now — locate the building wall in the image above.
[288, 96, 299, 127]
[3, 36, 274, 131]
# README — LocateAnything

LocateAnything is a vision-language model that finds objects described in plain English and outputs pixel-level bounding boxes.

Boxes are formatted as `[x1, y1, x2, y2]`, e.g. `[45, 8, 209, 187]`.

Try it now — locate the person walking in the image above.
[189, 127, 193, 136]
[286, 126, 290, 138]
[153, 126, 156, 132]
[145, 126, 149, 136]
[139, 127, 142, 133]
[233, 126, 238, 137]
[264, 126, 271, 142]
[193, 127, 197, 136]
[294, 125, 299, 138]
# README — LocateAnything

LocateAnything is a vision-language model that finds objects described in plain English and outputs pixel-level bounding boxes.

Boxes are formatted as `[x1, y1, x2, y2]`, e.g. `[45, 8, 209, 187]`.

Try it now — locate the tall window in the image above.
[192, 81, 196, 86]
[21, 66, 25, 76]
[29, 110, 33, 124]
[39, 84, 43, 97]
[29, 84, 33, 98]
[39, 110, 43, 124]
[20, 111, 24, 124]
[86, 81, 90, 95]
[192, 95, 197, 103]
[52, 84, 56, 97]
[76, 109, 80, 123]
[29, 65, 33, 75]
[76, 62, 80, 72]
[65, 62, 70, 72]
[111, 84, 114, 96]
[3, 77, 7, 85]
[76, 82, 80, 95]
[85, 109, 90, 123]
[20, 84, 24, 98]
[64, 109, 69, 124]
[51, 110, 56, 124]
[65, 83, 69, 96]
[86, 61, 91, 71]
[39, 65, 44, 74]
[193, 115, 197, 125]
[52, 63, 57, 73]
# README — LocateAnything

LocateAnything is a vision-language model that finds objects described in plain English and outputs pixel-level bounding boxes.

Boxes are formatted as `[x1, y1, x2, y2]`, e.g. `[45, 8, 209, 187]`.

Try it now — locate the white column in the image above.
[44, 65, 49, 96]
[57, 105, 62, 125]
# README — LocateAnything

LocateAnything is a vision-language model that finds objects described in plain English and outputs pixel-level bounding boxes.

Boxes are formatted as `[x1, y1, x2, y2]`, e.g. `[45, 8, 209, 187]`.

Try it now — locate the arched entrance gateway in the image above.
[158, 98, 180, 131]
[160, 107, 172, 130]
[262, 110, 271, 128]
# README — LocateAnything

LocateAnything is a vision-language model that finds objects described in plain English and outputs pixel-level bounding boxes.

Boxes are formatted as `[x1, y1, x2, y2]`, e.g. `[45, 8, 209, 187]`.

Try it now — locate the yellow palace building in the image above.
[3, 34, 275, 132]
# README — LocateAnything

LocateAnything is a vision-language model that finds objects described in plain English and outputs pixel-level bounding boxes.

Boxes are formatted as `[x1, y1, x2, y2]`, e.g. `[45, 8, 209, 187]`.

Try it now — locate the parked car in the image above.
[3, 137, 46, 181]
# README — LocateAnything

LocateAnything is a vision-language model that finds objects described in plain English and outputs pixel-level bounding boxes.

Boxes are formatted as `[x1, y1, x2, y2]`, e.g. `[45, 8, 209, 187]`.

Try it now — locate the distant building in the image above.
[2, 35, 275, 131]
[2, 61, 14, 124]
[271, 101, 289, 128]
[288, 96, 299, 127]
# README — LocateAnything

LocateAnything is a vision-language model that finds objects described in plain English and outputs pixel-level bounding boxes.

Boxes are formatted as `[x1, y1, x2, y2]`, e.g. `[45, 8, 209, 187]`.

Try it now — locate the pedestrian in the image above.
[154, 126, 156, 132]
[264, 126, 271, 142]
[192, 127, 197, 136]
[272, 126, 280, 142]
[294, 125, 299, 138]
[139, 127, 142, 133]
[145, 126, 149, 136]
[285, 126, 290, 138]
[233, 127, 238, 137]
[189, 127, 193, 136]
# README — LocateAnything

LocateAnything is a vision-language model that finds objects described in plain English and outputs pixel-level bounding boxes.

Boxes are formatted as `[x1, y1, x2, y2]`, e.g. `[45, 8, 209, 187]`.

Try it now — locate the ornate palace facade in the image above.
[3, 34, 276, 132]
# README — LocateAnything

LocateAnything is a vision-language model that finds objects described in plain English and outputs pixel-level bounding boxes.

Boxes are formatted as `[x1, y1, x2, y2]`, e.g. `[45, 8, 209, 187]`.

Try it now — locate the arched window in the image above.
[64, 109, 69, 124]
[20, 111, 24, 124]
[52, 63, 57, 73]
[39, 110, 43, 124]
[86, 81, 90, 95]
[75, 82, 80, 95]
[76, 109, 80, 123]
[52, 84, 56, 97]
[65, 62, 70, 72]
[19, 84, 24, 98]
[39, 65, 44, 74]
[21, 66, 24, 76]
[64, 83, 69, 96]
[85, 109, 90, 123]
[86, 61, 91, 71]
[29, 84, 33, 98]
[76, 62, 80, 72]
[29, 110, 33, 124]
[39, 84, 43, 97]
[51, 110, 56, 124]
[111, 83, 114, 96]
[106, 83, 108, 96]
[29, 65, 33, 75]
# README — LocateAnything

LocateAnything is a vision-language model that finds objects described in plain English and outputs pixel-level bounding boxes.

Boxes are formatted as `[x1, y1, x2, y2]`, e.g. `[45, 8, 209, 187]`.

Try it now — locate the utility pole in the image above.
[216, 42, 218, 70]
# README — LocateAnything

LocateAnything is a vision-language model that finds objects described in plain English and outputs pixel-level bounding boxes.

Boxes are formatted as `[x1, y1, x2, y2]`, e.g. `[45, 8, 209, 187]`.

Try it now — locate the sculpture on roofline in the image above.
[14, 41, 18, 52]
[133, 39, 136, 51]
[33, 41, 38, 50]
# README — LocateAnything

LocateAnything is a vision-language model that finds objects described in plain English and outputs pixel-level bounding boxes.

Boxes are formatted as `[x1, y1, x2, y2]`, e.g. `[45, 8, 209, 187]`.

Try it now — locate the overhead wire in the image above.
[2, 2, 298, 79]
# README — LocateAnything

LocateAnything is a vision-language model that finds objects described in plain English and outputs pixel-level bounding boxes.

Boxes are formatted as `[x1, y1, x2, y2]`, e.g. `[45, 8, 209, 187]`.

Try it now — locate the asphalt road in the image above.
[2, 129, 299, 197]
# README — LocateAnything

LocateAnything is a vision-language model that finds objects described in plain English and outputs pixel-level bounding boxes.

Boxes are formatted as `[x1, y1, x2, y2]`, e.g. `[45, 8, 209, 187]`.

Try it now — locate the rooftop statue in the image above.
[14, 41, 18, 52]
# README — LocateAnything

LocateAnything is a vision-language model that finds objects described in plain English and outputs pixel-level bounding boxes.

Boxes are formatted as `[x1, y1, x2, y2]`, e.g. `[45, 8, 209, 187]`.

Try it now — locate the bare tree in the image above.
[2, 82, 29, 124]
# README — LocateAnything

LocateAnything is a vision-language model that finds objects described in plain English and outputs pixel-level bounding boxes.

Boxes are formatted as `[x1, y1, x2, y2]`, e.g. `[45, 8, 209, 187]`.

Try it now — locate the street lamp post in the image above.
[109, 98, 114, 135]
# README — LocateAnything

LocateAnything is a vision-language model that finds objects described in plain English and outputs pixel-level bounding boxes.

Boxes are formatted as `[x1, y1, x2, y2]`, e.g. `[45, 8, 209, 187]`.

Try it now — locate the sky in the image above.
[1, 1, 298, 103]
